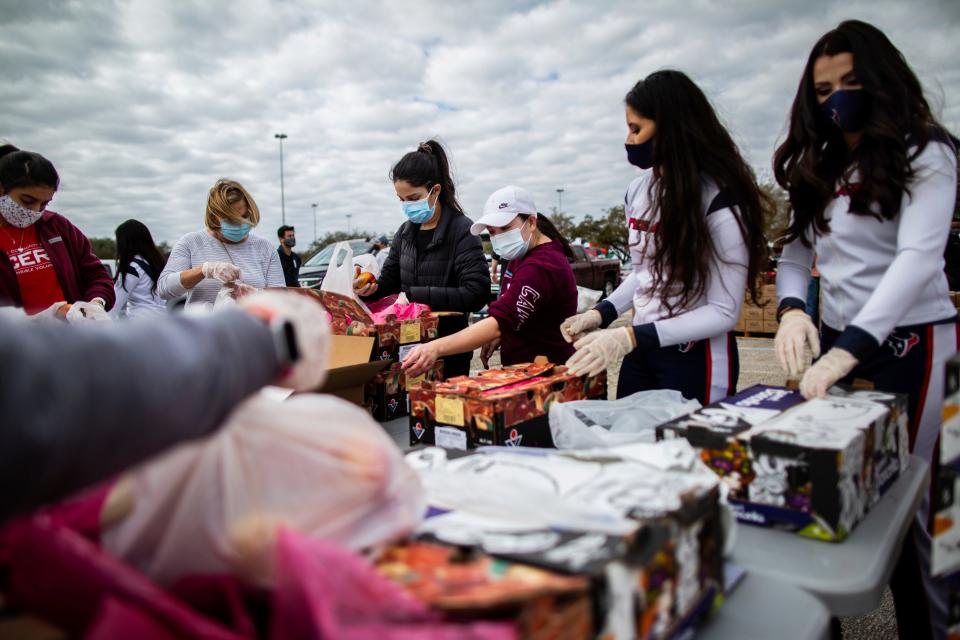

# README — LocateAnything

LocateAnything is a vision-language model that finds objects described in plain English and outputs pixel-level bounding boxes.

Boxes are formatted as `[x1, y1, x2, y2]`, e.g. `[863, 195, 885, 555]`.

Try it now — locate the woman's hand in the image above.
[202, 261, 241, 283]
[774, 309, 821, 376]
[402, 341, 442, 377]
[480, 338, 501, 369]
[355, 280, 378, 297]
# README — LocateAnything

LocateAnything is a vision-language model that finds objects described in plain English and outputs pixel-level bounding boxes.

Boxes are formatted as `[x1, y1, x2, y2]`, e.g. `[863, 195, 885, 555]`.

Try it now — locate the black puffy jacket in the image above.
[374, 206, 490, 376]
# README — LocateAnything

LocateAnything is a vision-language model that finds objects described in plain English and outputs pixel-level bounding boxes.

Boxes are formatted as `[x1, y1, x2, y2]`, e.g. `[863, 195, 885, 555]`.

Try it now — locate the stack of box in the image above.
[657, 384, 910, 541]
[733, 283, 777, 334]
[365, 360, 444, 422]
[933, 355, 960, 637]
[408, 359, 607, 449]
[413, 449, 724, 639]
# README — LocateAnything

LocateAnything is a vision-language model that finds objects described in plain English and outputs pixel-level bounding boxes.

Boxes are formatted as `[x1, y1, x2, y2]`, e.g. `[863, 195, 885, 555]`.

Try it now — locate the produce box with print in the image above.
[365, 360, 444, 422]
[933, 355, 960, 579]
[411, 447, 724, 639]
[408, 360, 607, 449]
[375, 541, 594, 639]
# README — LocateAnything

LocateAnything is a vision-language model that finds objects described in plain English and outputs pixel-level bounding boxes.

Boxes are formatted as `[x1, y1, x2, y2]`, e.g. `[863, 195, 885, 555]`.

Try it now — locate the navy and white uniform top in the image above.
[597, 171, 749, 348]
[110, 255, 167, 319]
[777, 135, 958, 360]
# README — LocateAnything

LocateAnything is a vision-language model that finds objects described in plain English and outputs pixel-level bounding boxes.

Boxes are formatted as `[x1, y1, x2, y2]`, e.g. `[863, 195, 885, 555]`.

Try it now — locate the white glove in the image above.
[560, 309, 602, 343]
[565, 326, 636, 376]
[799, 347, 858, 399]
[239, 290, 331, 392]
[33, 301, 70, 322]
[202, 261, 241, 283]
[774, 309, 821, 376]
[66, 299, 111, 325]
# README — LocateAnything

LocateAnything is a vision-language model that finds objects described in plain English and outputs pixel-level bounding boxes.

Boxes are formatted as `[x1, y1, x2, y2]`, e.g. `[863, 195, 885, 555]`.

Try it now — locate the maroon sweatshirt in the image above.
[0, 210, 115, 310]
[488, 239, 577, 366]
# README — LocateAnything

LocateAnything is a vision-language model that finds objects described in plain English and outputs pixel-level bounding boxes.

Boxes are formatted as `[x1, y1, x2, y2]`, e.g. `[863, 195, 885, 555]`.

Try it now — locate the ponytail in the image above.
[520, 213, 574, 260]
[390, 139, 466, 216]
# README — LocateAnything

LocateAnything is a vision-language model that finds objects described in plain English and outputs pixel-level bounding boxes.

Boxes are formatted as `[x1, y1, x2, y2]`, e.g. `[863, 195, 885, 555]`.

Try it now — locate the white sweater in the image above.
[157, 230, 286, 306]
[110, 255, 167, 319]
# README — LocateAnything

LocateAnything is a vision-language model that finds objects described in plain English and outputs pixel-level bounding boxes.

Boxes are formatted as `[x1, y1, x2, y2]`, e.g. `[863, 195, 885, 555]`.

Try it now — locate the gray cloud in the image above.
[1, 0, 958, 245]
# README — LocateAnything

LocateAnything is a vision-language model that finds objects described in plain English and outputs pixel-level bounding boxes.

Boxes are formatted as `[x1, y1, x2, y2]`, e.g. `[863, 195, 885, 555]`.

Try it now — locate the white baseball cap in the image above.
[470, 185, 538, 235]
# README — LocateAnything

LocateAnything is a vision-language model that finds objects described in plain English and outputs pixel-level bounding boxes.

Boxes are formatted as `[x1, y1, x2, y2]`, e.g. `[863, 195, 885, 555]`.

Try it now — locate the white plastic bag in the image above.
[102, 392, 424, 587]
[352, 252, 381, 279]
[320, 241, 371, 314]
[576, 286, 602, 313]
[548, 389, 701, 449]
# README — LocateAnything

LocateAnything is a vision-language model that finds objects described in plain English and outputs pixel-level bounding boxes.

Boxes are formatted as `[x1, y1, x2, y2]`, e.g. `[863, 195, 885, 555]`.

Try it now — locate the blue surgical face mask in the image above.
[625, 138, 654, 170]
[400, 187, 437, 224]
[220, 220, 252, 242]
[820, 89, 868, 132]
[490, 218, 532, 261]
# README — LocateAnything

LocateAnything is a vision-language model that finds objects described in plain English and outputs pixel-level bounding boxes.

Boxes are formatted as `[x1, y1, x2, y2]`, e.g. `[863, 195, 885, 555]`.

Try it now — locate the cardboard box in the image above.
[365, 360, 444, 422]
[375, 542, 593, 639]
[762, 318, 779, 334]
[658, 385, 907, 541]
[408, 360, 607, 449]
[742, 306, 763, 321]
[414, 449, 724, 639]
[745, 318, 764, 333]
[316, 335, 389, 406]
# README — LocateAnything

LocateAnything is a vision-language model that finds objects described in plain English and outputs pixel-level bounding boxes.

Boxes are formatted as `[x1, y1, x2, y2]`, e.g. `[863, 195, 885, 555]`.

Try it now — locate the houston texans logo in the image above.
[506, 428, 523, 447]
[677, 341, 696, 353]
[887, 332, 920, 358]
[412, 422, 425, 440]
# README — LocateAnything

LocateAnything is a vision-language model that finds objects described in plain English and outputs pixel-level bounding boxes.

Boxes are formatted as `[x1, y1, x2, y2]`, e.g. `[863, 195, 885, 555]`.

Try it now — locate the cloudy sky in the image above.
[2, 0, 959, 245]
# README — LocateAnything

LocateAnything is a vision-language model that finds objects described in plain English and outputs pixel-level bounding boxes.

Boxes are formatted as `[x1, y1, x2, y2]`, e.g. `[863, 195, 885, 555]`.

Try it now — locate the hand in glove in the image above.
[239, 290, 331, 391]
[34, 301, 70, 322]
[565, 326, 636, 376]
[66, 299, 111, 324]
[560, 309, 602, 343]
[799, 348, 858, 399]
[202, 261, 241, 284]
[774, 309, 821, 376]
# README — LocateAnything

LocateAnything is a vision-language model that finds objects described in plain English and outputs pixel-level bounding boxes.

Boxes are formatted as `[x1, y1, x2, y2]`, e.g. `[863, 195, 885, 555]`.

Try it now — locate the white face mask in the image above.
[0, 195, 43, 228]
[490, 217, 532, 261]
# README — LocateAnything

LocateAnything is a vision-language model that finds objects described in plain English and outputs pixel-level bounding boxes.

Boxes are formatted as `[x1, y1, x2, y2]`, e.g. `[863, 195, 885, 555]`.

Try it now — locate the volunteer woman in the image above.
[110, 219, 167, 318]
[772, 21, 957, 638]
[358, 140, 489, 378]
[403, 186, 576, 376]
[158, 179, 285, 307]
[561, 70, 768, 403]
[0, 147, 114, 320]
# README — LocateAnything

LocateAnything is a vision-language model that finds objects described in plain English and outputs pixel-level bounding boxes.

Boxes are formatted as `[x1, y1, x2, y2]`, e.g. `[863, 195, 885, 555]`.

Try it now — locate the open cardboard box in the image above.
[316, 334, 390, 406]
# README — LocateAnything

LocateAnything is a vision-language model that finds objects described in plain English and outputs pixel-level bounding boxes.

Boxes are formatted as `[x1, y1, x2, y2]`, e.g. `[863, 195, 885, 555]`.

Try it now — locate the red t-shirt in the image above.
[0, 224, 65, 314]
[488, 240, 577, 366]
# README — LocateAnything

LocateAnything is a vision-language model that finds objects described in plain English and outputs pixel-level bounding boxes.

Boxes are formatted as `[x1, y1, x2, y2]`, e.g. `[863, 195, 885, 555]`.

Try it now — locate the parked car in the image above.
[297, 238, 375, 289]
[568, 244, 622, 297]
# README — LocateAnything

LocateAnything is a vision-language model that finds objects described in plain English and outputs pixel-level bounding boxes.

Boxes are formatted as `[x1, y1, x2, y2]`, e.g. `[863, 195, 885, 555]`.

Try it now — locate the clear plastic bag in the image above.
[575, 286, 602, 313]
[352, 252, 381, 280]
[320, 241, 372, 315]
[102, 392, 424, 587]
[548, 389, 701, 449]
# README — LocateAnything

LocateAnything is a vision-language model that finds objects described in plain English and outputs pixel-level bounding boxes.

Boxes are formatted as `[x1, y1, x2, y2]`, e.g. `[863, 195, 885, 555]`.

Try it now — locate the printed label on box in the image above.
[406, 372, 426, 387]
[398, 343, 417, 362]
[400, 321, 421, 344]
[435, 426, 467, 450]
[436, 395, 465, 427]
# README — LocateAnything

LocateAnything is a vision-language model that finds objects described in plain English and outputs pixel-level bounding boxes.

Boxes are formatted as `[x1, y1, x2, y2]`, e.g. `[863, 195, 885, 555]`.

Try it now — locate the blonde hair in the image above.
[205, 179, 260, 230]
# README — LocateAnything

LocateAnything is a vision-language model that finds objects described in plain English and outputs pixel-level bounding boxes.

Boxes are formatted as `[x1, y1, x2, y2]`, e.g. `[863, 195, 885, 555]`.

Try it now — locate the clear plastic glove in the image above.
[239, 289, 331, 391]
[560, 309, 602, 343]
[565, 326, 636, 376]
[401, 341, 441, 377]
[799, 347, 858, 399]
[33, 301, 70, 322]
[66, 299, 111, 325]
[480, 338, 501, 369]
[202, 261, 241, 284]
[774, 309, 821, 376]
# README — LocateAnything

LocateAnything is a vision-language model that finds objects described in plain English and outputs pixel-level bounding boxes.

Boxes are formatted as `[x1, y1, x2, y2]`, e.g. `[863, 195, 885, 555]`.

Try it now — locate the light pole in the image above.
[346, 213, 352, 235]
[311, 203, 318, 245]
[274, 133, 288, 225]
[556, 188, 565, 212]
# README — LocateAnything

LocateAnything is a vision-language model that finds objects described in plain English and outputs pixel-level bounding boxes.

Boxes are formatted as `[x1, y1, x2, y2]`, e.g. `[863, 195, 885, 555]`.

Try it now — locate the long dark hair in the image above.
[519, 213, 574, 259]
[115, 219, 166, 294]
[0, 149, 60, 193]
[389, 139, 466, 216]
[774, 20, 945, 245]
[625, 70, 770, 310]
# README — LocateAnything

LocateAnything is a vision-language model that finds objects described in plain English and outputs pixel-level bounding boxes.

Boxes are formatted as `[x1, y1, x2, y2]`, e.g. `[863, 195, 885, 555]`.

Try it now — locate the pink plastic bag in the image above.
[270, 528, 516, 640]
[367, 293, 431, 324]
